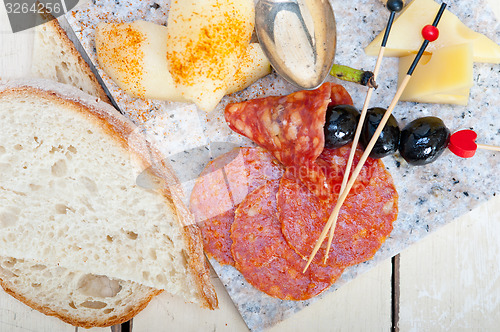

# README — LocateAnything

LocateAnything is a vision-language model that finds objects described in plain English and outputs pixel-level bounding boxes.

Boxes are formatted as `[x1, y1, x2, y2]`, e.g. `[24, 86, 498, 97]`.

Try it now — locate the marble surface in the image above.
[65, 0, 500, 330]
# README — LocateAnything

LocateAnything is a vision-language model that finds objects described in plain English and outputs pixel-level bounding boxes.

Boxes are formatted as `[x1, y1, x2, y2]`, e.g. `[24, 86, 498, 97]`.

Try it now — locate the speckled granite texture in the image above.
[66, 0, 499, 330]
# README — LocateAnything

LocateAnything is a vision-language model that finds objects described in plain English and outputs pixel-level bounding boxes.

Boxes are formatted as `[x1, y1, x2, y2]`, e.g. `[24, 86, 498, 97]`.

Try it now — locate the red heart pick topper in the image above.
[448, 129, 478, 158]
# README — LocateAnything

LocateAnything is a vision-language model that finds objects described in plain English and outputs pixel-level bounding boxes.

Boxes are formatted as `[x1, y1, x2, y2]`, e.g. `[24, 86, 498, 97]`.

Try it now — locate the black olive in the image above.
[360, 107, 400, 159]
[399, 116, 450, 165]
[324, 105, 360, 149]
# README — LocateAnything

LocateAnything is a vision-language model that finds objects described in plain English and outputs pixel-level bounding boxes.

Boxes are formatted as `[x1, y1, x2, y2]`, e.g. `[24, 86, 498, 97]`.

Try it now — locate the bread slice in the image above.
[0, 256, 161, 328]
[32, 13, 111, 104]
[18, 12, 178, 328]
[0, 79, 217, 324]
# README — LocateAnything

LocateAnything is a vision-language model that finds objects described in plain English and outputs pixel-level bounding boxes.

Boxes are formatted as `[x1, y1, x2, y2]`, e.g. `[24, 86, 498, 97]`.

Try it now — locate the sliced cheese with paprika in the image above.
[226, 43, 271, 95]
[96, 20, 269, 108]
[96, 21, 184, 101]
[398, 43, 473, 105]
[365, 0, 500, 63]
[166, 0, 255, 112]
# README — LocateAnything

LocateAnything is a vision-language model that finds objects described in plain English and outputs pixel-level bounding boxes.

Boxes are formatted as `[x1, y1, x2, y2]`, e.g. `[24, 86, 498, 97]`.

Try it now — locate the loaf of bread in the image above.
[0, 79, 218, 326]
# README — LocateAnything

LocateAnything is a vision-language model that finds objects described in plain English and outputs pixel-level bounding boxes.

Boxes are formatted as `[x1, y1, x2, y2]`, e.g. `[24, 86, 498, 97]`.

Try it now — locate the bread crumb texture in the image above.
[0, 84, 204, 306]
[32, 19, 110, 103]
[0, 256, 160, 327]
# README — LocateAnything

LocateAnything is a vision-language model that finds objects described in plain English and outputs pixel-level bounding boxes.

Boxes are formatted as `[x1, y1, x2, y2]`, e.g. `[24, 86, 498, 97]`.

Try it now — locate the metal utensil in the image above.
[255, 0, 336, 89]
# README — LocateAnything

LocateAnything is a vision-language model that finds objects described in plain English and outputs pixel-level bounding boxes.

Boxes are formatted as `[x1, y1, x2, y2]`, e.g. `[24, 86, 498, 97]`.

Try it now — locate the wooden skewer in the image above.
[304, 74, 411, 271]
[476, 144, 500, 152]
[339, 9, 399, 191]
[326, 9, 398, 258]
[324, 50, 383, 261]
[303, 2, 448, 272]
[339, 47, 385, 198]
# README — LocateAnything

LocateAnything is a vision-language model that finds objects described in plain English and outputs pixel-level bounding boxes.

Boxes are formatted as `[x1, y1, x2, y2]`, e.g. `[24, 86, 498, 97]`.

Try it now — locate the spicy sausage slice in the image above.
[225, 82, 353, 202]
[277, 146, 398, 267]
[190, 147, 284, 265]
[231, 180, 344, 300]
[225, 82, 353, 167]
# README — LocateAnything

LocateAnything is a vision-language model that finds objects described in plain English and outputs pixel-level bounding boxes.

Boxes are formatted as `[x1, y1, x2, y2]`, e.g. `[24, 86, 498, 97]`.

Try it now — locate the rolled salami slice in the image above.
[225, 82, 352, 166]
[231, 180, 344, 301]
[328, 83, 354, 108]
[277, 146, 398, 267]
[225, 82, 353, 201]
[190, 147, 284, 265]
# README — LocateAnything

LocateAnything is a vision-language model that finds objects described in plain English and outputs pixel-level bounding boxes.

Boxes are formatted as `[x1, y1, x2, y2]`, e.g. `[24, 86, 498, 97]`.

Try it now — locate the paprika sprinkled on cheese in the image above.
[167, 14, 249, 86]
[96, 23, 146, 97]
[166, 0, 255, 112]
[96, 21, 184, 102]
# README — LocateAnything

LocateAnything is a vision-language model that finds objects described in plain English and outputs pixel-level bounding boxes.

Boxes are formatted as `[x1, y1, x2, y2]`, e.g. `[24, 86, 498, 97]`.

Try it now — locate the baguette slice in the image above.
[0, 79, 218, 321]
[32, 12, 111, 104]
[0, 256, 161, 328]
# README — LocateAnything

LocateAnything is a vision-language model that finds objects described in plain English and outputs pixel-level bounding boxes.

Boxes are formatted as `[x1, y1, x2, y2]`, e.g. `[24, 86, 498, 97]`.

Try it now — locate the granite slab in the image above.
[65, 0, 500, 330]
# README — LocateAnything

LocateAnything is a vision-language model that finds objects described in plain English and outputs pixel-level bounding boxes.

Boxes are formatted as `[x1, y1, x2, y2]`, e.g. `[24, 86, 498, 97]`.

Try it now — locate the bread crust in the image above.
[144, 142, 219, 310]
[0, 277, 162, 328]
[0, 79, 218, 322]
[36, 9, 112, 104]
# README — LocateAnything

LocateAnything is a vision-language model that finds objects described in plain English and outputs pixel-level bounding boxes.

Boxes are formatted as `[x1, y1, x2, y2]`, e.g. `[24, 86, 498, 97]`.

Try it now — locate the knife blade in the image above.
[58, 14, 122, 112]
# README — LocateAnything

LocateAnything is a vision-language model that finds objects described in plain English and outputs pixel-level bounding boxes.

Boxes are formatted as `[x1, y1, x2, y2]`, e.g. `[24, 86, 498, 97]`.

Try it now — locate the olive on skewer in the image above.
[322, 106, 480, 165]
[324, 105, 401, 160]
[360, 107, 400, 159]
[324, 105, 360, 149]
[399, 117, 450, 165]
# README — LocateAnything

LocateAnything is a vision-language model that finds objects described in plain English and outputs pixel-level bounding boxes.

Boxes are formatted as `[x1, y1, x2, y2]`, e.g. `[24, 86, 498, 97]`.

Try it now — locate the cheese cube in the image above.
[365, 0, 500, 63]
[398, 43, 473, 105]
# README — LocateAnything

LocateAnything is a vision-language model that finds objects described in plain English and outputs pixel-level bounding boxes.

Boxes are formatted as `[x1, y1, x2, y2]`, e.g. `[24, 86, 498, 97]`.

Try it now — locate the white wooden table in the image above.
[1, 1, 499, 331]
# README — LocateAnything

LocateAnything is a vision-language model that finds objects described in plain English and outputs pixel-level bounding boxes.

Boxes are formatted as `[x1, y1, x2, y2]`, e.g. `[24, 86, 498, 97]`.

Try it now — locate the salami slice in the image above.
[231, 180, 344, 301]
[225, 82, 353, 167]
[225, 82, 353, 202]
[190, 147, 284, 265]
[328, 83, 354, 107]
[277, 146, 398, 267]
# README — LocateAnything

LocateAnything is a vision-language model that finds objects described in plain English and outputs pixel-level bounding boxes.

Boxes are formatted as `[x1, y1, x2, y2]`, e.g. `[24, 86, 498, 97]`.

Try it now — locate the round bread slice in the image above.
[0, 256, 161, 328]
[0, 79, 218, 325]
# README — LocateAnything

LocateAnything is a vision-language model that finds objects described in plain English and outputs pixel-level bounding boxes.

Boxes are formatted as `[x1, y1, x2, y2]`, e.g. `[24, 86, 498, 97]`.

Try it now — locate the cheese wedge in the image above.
[96, 21, 183, 101]
[166, 0, 255, 112]
[96, 21, 269, 107]
[398, 43, 473, 105]
[226, 43, 271, 95]
[365, 0, 500, 63]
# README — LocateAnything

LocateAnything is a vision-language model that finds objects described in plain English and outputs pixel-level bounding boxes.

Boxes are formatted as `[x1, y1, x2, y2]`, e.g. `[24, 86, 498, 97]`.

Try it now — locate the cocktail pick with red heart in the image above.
[448, 129, 500, 158]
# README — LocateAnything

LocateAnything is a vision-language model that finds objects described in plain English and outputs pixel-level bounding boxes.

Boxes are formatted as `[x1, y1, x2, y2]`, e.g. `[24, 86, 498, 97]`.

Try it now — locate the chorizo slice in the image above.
[231, 180, 344, 301]
[225, 82, 353, 201]
[277, 146, 398, 267]
[190, 147, 284, 265]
